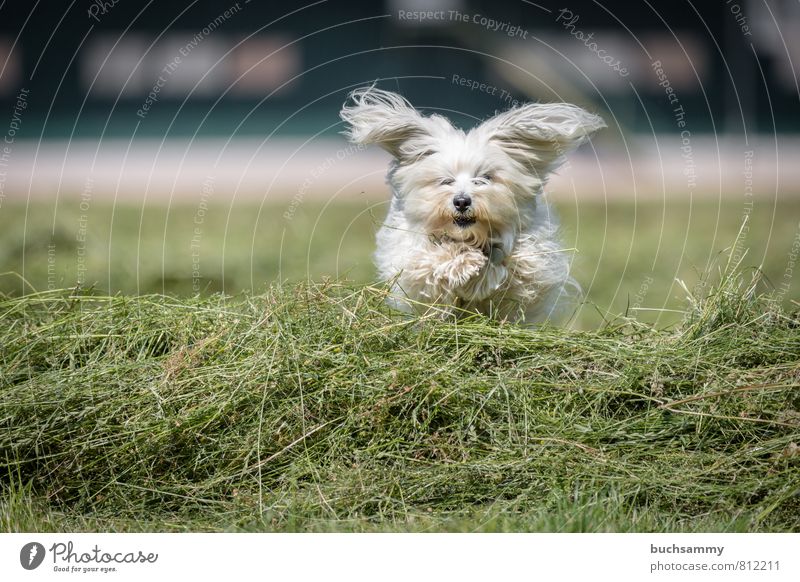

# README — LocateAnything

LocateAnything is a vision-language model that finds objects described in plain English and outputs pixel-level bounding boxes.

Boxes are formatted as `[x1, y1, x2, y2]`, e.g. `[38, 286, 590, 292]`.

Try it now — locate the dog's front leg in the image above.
[456, 243, 509, 301]
[397, 242, 487, 308]
[430, 242, 488, 292]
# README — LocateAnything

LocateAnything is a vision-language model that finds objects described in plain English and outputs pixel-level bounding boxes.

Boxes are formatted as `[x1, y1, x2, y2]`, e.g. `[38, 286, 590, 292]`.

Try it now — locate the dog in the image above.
[340, 87, 604, 324]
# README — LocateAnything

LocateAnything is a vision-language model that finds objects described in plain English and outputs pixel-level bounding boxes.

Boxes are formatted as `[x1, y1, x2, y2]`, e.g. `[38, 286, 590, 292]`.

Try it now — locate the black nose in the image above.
[453, 193, 472, 212]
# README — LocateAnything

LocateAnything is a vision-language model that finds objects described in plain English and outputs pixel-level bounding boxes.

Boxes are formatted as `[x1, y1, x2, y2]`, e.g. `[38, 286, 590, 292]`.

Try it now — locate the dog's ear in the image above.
[479, 103, 605, 177]
[340, 87, 436, 162]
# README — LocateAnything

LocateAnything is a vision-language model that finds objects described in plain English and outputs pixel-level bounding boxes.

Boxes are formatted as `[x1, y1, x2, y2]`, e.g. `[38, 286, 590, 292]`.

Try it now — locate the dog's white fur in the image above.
[340, 87, 604, 324]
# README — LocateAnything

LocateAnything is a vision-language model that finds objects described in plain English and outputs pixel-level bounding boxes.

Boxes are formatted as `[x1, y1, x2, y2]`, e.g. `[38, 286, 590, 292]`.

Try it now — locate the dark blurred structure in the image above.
[1, 0, 798, 139]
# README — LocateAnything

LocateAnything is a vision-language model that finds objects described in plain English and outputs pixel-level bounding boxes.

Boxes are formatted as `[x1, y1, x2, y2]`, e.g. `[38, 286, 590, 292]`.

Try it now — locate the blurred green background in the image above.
[3, 0, 800, 330]
[3, 197, 798, 330]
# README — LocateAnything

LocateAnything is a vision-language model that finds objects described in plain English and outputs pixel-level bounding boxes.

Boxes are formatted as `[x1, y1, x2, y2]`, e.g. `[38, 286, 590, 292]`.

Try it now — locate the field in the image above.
[1, 198, 799, 532]
[2, 198, 799, 329]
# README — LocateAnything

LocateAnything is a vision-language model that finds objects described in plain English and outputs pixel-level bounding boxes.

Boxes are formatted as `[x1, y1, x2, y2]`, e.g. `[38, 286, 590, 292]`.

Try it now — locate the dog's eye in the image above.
[439, 178, 455, 186]
[474, 174, 492, 184]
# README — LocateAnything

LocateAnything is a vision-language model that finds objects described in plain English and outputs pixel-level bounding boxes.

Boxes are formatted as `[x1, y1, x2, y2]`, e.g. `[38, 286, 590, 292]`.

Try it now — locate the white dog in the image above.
[340, 87, 604, 324]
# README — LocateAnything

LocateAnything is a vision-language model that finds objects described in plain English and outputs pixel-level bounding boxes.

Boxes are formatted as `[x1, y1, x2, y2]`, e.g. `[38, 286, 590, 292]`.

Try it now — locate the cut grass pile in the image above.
[1, 267, 799, 532]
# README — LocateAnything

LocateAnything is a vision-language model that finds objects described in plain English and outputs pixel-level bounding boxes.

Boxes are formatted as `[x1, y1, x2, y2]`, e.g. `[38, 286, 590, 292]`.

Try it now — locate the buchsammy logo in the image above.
[20, 542, 46, 570]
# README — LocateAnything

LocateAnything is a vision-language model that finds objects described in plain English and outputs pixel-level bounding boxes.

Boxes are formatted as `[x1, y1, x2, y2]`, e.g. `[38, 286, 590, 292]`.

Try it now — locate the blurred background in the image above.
[1, 0, 798, 328]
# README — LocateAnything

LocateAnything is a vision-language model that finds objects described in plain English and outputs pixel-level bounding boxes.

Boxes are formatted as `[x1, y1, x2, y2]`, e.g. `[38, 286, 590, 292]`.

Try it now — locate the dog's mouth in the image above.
[453, 215, 476, 228]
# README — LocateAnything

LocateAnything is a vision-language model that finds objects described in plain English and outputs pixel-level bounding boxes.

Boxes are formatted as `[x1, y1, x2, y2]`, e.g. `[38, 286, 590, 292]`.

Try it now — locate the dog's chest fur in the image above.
[375, 193, 575, 323]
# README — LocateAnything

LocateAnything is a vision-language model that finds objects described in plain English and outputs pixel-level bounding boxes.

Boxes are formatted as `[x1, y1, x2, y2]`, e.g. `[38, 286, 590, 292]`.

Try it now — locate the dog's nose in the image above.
[452, 193, 472, 212]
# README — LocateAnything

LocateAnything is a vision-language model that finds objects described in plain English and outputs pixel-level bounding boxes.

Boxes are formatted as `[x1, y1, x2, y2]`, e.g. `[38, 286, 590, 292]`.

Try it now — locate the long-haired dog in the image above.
[340, 87, 604, 324]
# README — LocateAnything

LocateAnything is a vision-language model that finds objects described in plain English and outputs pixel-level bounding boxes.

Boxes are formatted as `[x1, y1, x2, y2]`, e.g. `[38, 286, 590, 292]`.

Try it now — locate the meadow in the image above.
[1, 198, 799, 532]
[2, 198, 799, 329]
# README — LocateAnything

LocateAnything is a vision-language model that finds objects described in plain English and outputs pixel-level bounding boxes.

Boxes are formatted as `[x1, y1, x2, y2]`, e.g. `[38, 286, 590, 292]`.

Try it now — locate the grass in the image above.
[2, 198, 799, 329]
[1, 257, 799, 532]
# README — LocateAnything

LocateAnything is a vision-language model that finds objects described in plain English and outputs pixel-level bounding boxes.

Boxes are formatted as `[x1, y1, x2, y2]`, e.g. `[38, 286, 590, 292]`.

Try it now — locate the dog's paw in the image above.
[432, 245, 487, 289]
[460, 262, 508, 300]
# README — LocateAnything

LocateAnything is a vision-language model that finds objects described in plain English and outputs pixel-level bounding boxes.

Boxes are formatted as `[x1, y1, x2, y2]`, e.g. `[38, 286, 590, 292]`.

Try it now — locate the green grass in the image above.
[2, 199, 799, 329]
[1, 260, 799, 532]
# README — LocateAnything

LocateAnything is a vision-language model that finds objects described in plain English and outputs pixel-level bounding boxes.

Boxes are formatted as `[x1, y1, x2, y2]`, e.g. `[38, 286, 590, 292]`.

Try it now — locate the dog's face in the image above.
[341, 88, 604, 249]
[393, 134, 529, 249]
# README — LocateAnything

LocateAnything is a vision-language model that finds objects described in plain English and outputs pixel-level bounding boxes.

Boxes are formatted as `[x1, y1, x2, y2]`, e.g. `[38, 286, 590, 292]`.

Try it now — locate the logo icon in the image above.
[20, 542, 46, 570]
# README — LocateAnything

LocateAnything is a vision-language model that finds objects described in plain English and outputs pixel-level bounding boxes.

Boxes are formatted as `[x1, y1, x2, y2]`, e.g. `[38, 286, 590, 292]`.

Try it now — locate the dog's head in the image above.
[340, 87, 604, 249]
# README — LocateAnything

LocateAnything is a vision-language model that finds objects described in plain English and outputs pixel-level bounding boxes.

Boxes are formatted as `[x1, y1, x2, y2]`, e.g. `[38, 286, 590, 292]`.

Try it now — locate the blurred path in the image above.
[4, 136, 799, 204]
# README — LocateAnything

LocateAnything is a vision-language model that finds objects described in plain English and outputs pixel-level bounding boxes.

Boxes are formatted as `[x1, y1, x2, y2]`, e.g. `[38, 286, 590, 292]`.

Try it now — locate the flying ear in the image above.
[340, 87, 437, 162]
[479, 103, 605, 176]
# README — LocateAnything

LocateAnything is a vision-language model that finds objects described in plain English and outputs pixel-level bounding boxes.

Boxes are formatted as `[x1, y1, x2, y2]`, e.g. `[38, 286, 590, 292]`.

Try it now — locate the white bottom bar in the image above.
[2, 533, 797, 581]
